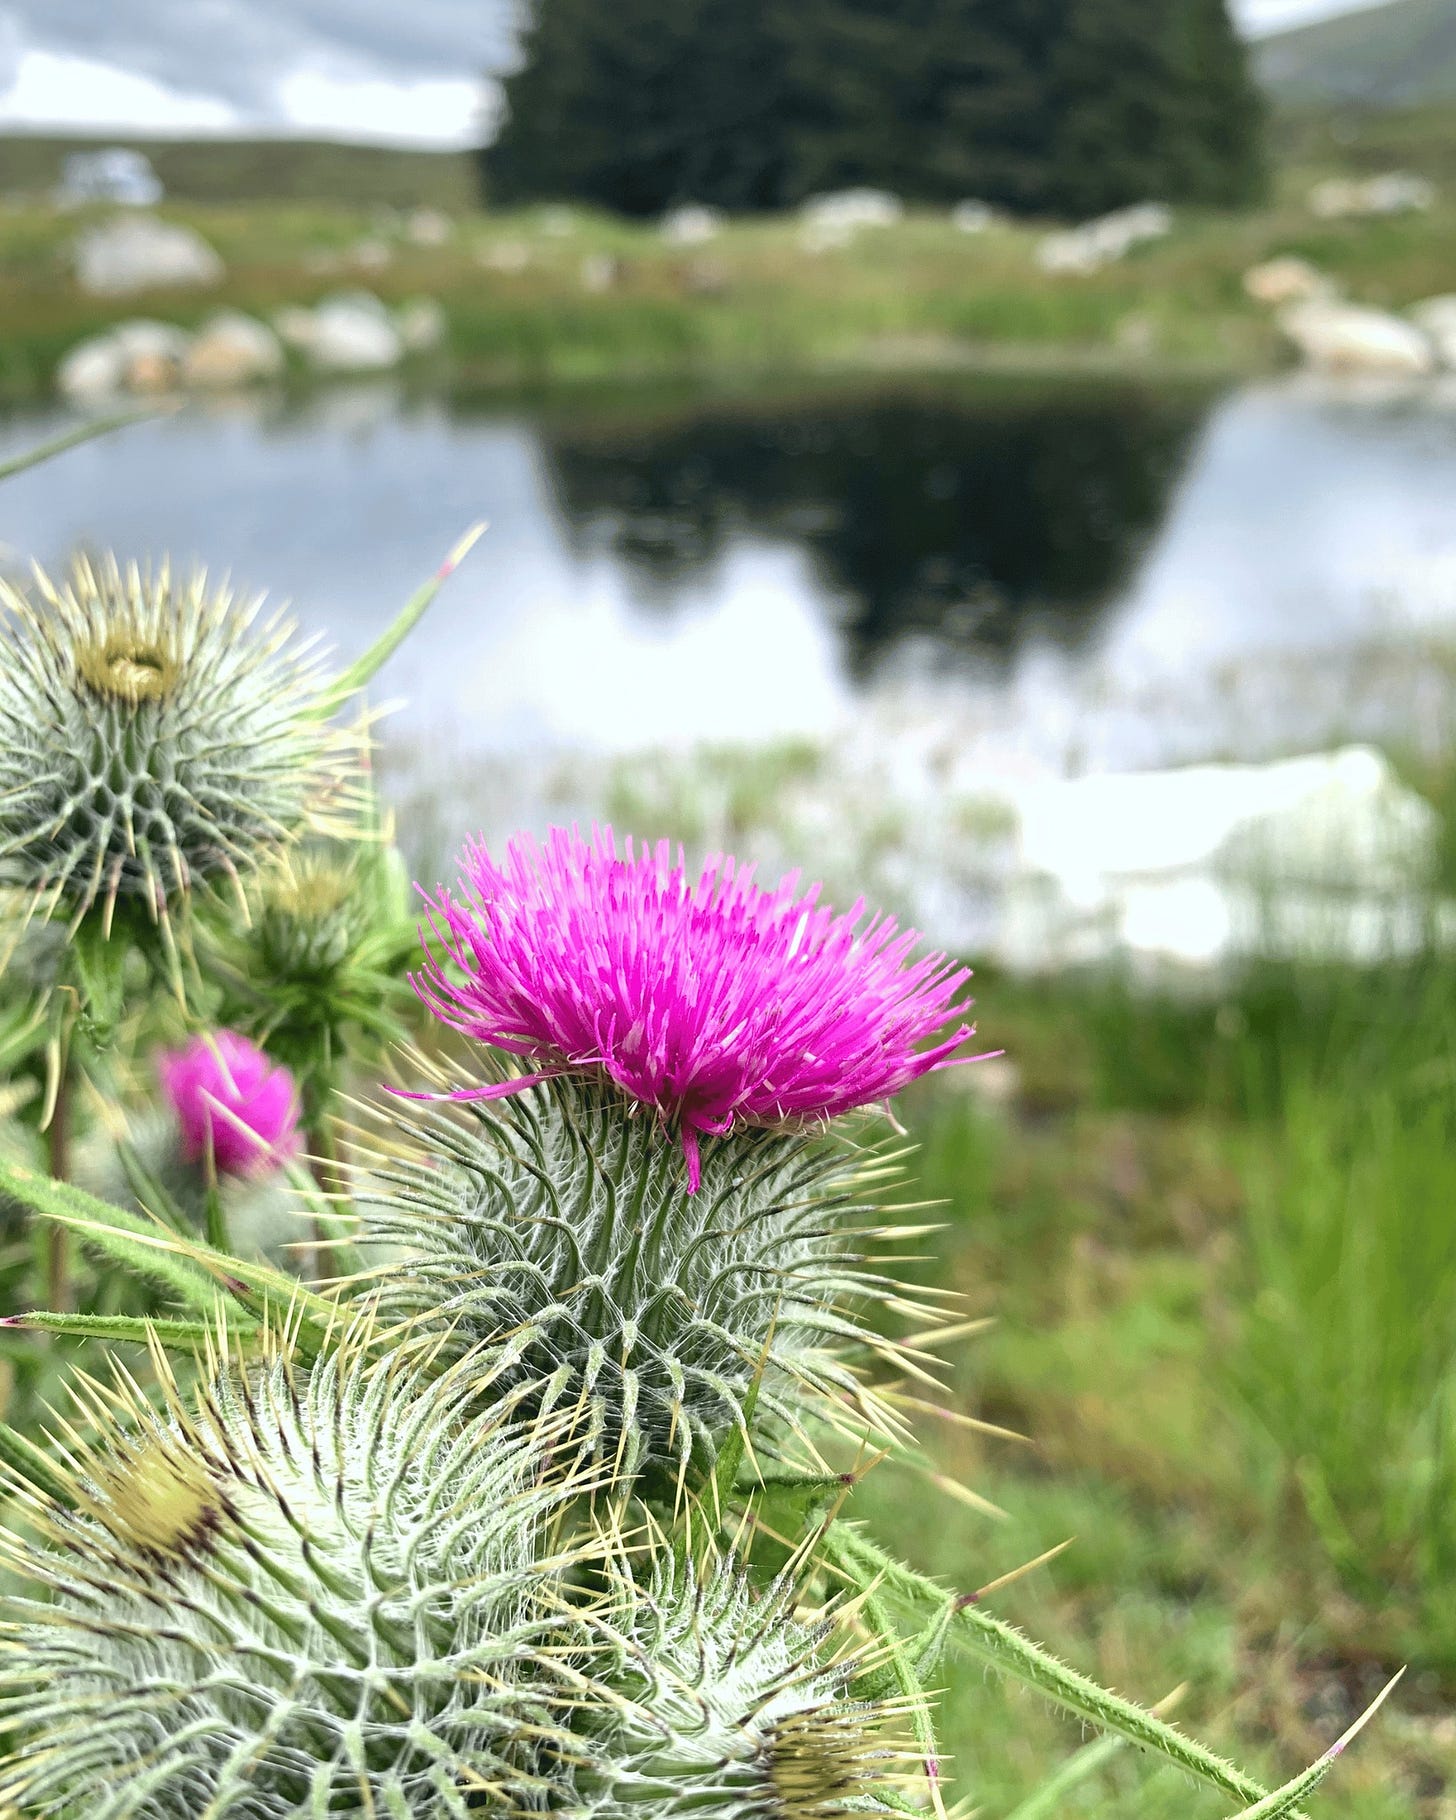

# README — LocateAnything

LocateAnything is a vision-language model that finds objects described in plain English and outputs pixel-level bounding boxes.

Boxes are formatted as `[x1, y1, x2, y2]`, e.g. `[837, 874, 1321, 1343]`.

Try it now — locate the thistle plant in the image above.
[0, 1330, 596, 1818]
[359, 826, 979, 1482]
[358, 1075, 922, 1482]
[0, 555, 354, 947]
[205, 830, 417, 1162]
[569, 1543, 906, 1816]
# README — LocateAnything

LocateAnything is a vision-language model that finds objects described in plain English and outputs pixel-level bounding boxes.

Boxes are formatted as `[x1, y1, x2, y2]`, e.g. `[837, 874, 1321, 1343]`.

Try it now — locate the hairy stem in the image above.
[45, 1062, 71, 1311]
[831, 1524, 1306, 1819]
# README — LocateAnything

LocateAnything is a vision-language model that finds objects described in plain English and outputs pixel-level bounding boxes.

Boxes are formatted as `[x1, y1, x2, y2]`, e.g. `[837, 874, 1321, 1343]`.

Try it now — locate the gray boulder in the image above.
[73, 216, 223, 295]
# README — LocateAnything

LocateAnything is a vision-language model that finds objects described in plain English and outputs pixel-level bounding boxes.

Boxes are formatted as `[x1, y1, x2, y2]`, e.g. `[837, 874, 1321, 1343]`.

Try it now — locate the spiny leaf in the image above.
[0, 1417, 72, 1506]
[1227, 1671, 1404, 1819]
[0, 1158, 221, 1312]
[0, 1158, 338, 1349]
[829, 1523, 1302, 1818]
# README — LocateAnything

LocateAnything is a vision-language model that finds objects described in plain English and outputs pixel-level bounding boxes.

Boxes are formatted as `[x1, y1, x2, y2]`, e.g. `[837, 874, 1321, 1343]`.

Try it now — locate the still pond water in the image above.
[3, 372, 1456, 775]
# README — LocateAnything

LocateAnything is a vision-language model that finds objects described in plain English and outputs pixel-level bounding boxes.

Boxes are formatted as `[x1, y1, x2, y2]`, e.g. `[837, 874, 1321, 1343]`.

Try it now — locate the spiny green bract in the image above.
[0, 1336, 592, 1818]
[356, 1077, 920, 1487]
[569, 1548, 903, 1817]
[0, 555, 352, 929]
[207, 838, 417, 1089]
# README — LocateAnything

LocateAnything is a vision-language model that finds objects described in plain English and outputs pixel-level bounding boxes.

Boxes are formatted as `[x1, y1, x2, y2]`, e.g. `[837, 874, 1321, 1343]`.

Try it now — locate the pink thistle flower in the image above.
[158, 1030, 302, 1178]
[412, 826, 991, 1190]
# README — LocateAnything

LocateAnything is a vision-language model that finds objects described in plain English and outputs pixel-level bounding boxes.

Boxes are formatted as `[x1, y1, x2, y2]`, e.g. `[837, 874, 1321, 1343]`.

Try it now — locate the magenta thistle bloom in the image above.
[413, 826, 988, 1190]
[158, 1030, 302, 1177]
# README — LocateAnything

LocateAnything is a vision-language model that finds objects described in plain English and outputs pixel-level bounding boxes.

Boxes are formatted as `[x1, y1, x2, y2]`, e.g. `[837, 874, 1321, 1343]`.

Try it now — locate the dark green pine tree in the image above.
[484, 0, 1265, 218]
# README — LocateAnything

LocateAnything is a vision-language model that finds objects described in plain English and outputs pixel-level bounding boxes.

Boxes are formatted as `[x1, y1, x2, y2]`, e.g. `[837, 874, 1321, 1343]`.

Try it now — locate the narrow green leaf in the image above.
[0, 406, 166, 484]
[307, 522, 486, 717]
[1003, 1735, 1125, 1820]
[0, 1158, 220, 1312]
[0, 1312, 254, 1348]
[0, 1418, 73, 1506]
[0, 1159, 340, 1352]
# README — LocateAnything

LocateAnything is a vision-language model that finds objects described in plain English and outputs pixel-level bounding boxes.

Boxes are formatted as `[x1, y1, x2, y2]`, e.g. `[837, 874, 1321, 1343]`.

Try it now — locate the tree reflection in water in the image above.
[539, 380, 1214, 679]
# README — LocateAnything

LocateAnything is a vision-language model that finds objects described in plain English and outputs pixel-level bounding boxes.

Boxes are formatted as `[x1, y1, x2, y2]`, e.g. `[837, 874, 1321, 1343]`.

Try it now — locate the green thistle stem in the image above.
[44, 1059, 71, 1312]
[830, 1524, 1306, 1819]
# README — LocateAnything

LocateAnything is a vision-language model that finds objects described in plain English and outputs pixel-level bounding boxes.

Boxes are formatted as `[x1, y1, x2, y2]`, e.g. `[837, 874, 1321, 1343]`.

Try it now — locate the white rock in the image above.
[1310, 172, 1436, 218]
[395, 297, 447, 353]
[351, 238, 392, 271]
[1243, 256, 1332, 306]
[55, 320, 189, 398]
[55, 149, 162, 210]
[1037, 230, 1102, 275]
[55, 334, 127, 400]
[1410, 295, 1456, 368]
[305, 294, 403, 372]
[114, 318, 190, 391]
[405, 207, 452, 247]
[272, 305, 319, 353]
[661, 204, 723, 246]
[1038, 202, 1173, 276]
[182, 311, 284, 388]
[800, 189, 904, 235]
[1364, 171, 1435, 214]
[1279, 299, 1435, 375]
[73, 216, 223, 296]
[580, 252, 618, 293]
[951, 200, 994, 233]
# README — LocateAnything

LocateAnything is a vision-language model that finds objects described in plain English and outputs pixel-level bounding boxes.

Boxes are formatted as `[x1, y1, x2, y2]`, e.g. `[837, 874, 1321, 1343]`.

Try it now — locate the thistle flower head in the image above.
[0, 555, 352, 932]
[157, 1029, 301, 1176]
[0, 1333, 595, 1817]
[358, 1074, 927, 1484]
[571, 1545, 905, 1816]
[415, 826, 983, 1190]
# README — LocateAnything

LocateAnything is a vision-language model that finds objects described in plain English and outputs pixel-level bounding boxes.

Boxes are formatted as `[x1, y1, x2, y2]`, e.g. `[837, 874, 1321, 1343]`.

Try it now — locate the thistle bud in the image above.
[573, 1548, 903, 1816]
[358, 1076, 916, 1486]
[0, 1337, 594, 1815]
[0, 556, 354, 936]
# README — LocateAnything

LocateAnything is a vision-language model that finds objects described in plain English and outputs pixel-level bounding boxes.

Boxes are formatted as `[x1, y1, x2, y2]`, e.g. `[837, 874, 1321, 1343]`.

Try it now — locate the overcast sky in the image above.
[0, 0, 1399, 150]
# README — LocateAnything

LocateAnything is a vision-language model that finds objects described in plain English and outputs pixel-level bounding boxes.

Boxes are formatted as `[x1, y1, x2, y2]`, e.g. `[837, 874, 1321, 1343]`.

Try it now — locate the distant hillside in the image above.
[0, 135, 481, 212]
[1256, 0, 1456, 107]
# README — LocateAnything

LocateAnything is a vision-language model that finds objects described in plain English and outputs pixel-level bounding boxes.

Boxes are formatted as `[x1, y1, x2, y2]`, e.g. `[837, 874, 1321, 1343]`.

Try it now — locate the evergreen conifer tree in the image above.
[485, 0, 1265, 217]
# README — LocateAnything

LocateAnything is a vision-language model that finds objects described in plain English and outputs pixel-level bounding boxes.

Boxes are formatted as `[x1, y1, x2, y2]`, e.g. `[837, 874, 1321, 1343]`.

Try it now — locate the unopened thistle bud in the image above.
[213, 839, 416, 1082]
[0, 1335, 593, 1816]
[0, 556, 353, 935]
[571, 1547, 904, 1816]
[358, 1076, 918, 1486]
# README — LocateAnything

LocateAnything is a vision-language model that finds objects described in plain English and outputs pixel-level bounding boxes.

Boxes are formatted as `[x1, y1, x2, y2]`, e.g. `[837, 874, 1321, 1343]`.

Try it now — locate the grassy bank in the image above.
[858, 945, 1456, 1815]
[1, 169, 1454, 402]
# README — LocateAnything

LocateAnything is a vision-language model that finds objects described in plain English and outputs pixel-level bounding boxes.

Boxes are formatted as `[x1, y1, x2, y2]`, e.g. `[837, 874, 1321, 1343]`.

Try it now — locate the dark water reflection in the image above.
[541, 384, 1206, 676]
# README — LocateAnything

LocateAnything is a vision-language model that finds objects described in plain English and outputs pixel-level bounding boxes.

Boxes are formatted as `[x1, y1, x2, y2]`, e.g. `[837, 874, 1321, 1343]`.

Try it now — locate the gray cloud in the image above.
[0, 0, 519, 115]
[0, 0, 1396, 121]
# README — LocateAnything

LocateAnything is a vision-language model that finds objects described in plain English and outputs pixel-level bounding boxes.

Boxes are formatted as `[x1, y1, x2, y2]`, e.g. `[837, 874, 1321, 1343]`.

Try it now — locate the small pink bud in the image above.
[158, 1031, 301, 1178]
